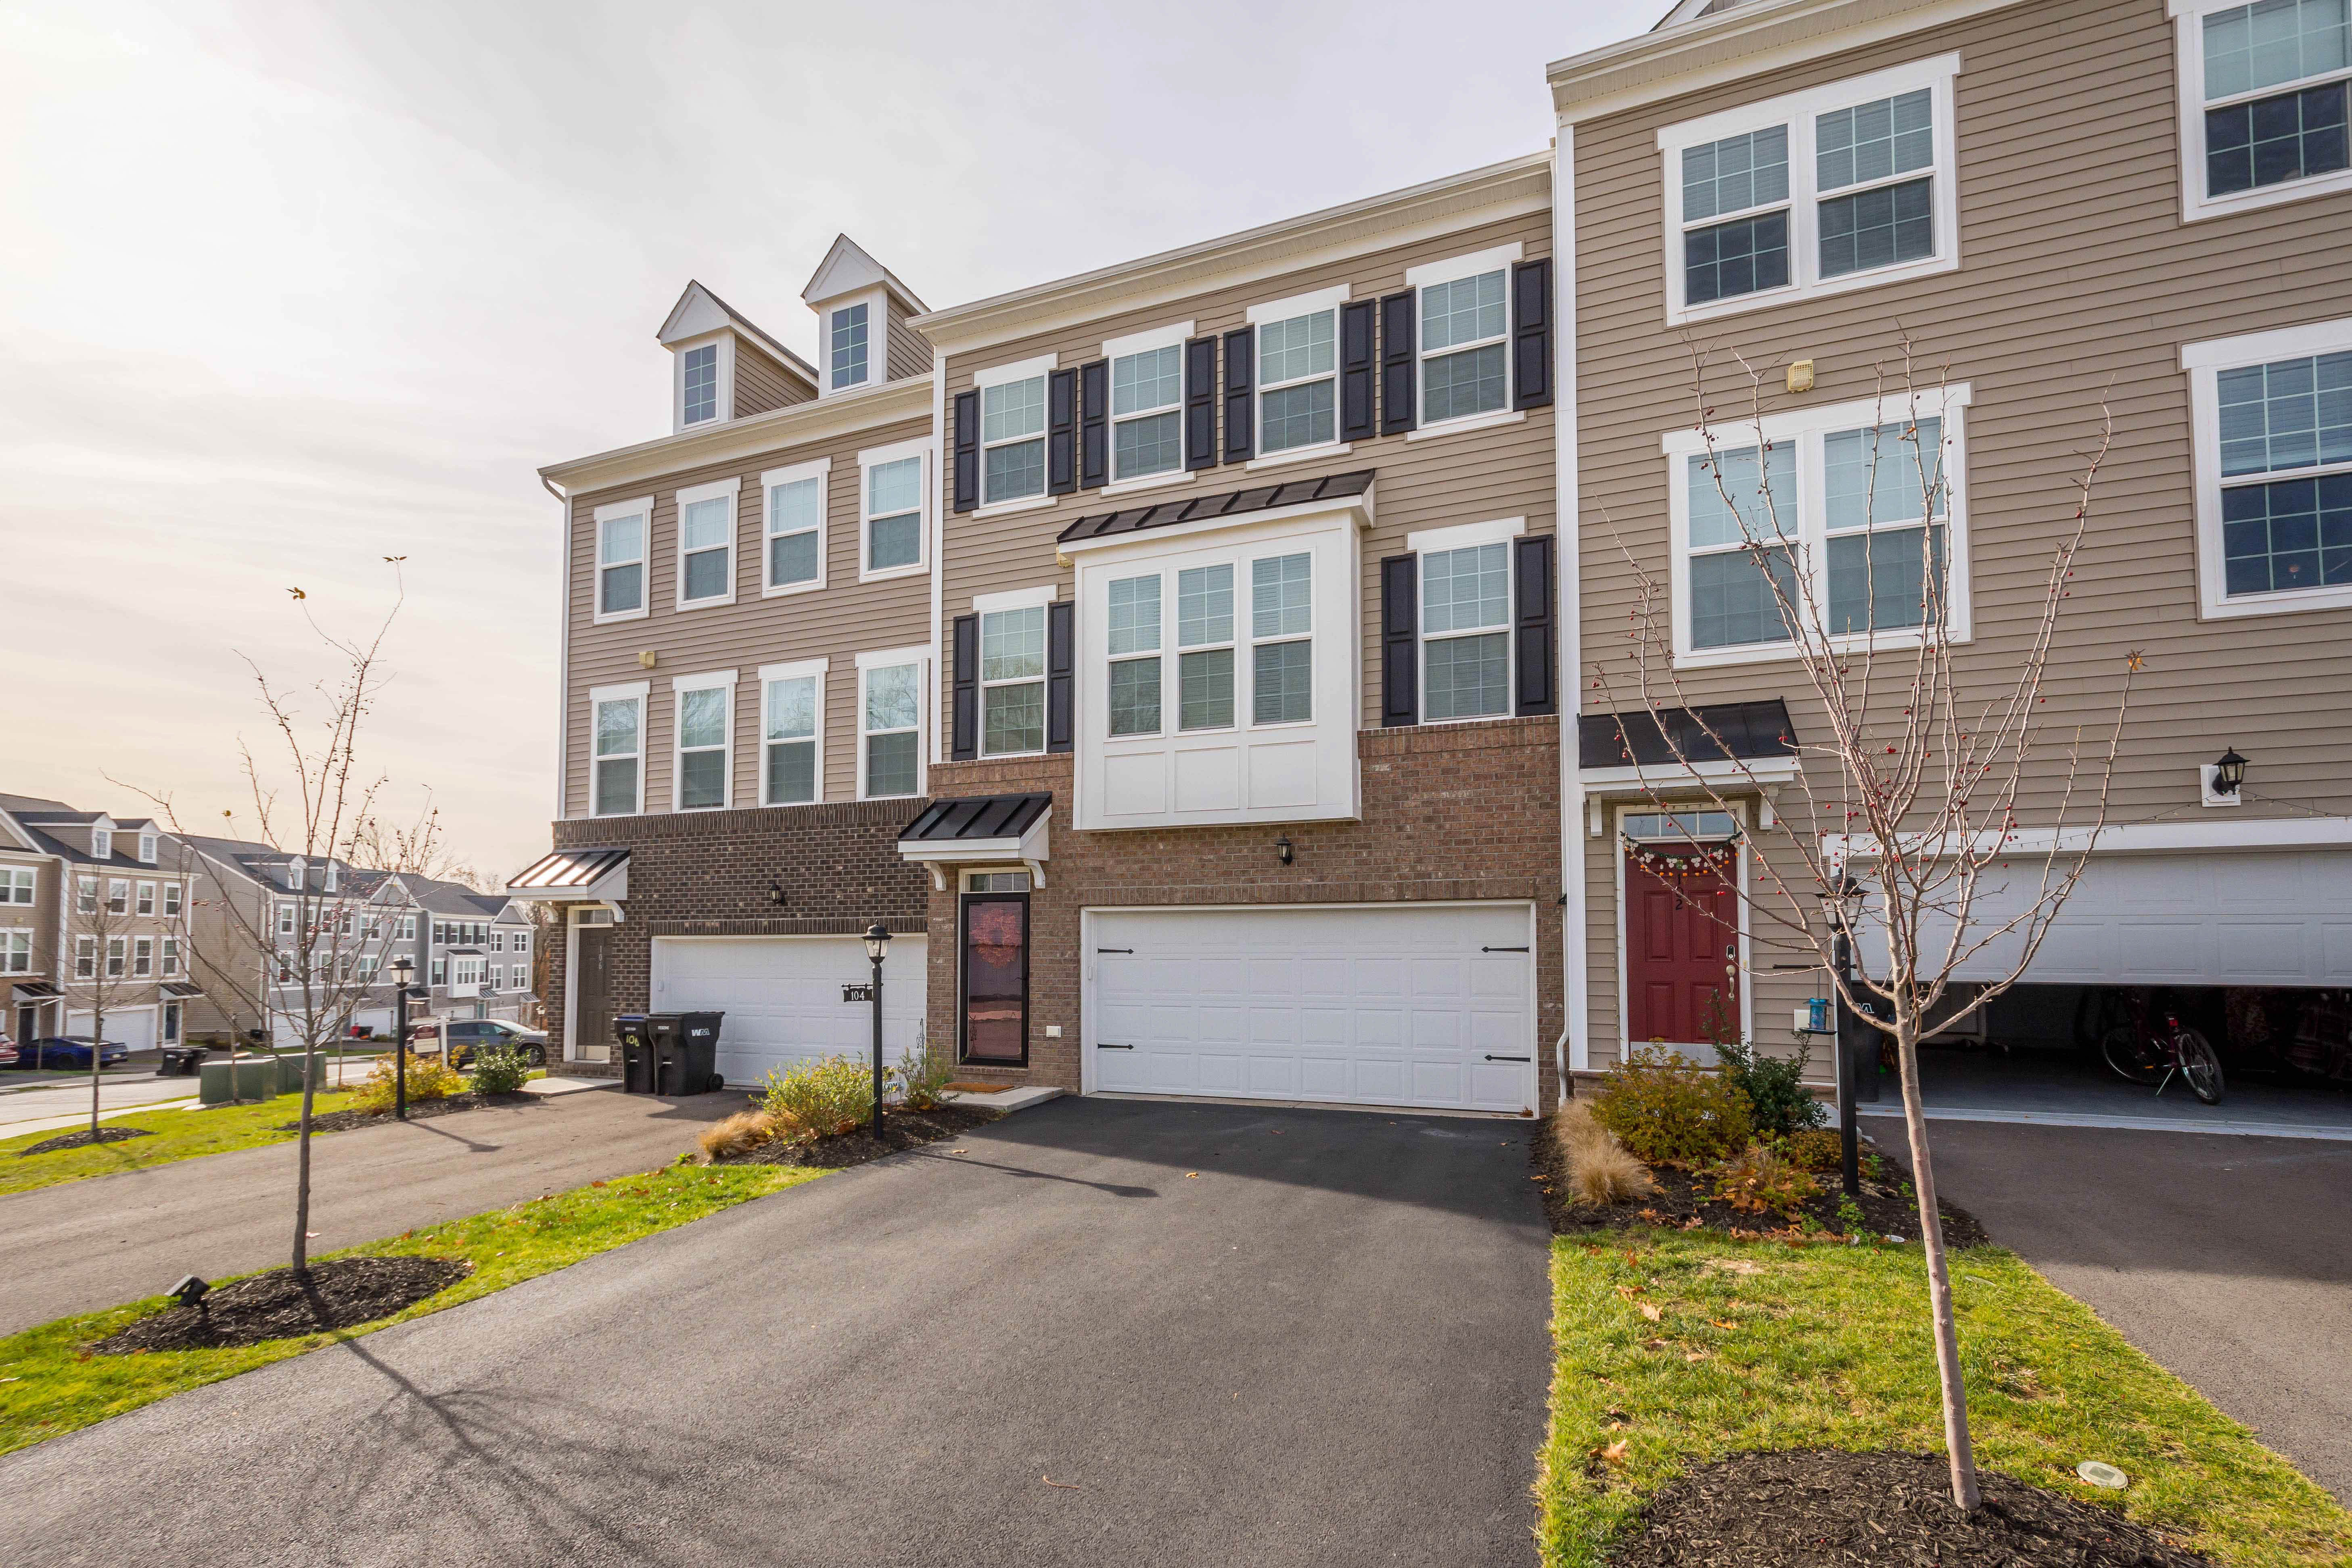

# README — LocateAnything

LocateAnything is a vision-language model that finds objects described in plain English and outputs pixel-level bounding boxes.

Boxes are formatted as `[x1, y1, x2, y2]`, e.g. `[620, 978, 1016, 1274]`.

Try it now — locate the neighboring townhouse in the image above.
[0, 795, 202, 1051]
[1546, 0, 2352, 1077]
[409, 876, 537, 1024]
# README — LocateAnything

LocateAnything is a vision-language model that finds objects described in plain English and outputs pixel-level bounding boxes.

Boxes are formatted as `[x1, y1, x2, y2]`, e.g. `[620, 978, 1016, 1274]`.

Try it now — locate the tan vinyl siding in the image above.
[733, 343, 814, 418]
[884, 302, 933, 383]
[935, 205, 1555, 737]
[1569, 0, 2352, 1063]
[564, 414, 935, 817]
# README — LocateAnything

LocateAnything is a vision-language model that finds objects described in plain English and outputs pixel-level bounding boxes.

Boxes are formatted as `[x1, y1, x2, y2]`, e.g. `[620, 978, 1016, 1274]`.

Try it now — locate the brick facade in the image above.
[922, 715, 1566, 1111]
[544, 798, 929, 1066]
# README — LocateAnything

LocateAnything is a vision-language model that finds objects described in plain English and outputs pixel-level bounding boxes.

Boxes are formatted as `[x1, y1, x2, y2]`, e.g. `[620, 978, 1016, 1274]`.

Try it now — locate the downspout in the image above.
[928, 352, 947, 770]
[1553, 125, 1589, 1102]
[543, 474, 571, 824]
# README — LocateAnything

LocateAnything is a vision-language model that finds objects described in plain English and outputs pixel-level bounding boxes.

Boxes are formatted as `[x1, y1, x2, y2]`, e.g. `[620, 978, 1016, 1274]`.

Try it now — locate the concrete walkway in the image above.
[1892, 1119, 2352, 1504]
[0, 1087, 744, 1334]
[0, 1098, 1552, 1567]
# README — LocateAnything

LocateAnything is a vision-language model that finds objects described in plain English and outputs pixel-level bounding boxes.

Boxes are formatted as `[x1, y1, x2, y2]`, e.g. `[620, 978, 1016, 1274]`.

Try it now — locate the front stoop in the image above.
[942, 1085, 1065, 1114]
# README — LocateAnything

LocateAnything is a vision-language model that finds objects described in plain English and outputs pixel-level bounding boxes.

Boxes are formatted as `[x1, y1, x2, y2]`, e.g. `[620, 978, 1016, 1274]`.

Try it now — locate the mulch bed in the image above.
[17, 1125, 157, 1157]
[1532, 1114, 1988, 1247]
[1612, 1447, 2211, 1566]
[723, 1102, 1002, 1171]
[92, 1256, 473, 1353]
[277, 1091, 535, 1135]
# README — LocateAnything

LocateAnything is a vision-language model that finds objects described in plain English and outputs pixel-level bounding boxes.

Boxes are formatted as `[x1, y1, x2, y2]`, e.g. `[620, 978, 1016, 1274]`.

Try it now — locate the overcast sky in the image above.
[1, 0, 1650, 879]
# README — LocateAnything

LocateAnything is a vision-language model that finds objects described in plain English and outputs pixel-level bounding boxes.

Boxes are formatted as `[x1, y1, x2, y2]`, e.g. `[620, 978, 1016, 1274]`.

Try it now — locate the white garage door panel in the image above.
[650, 936, 928, 1091]
[1089, 905, 1534, 1114]
[69, 1010, 157, 1051]
[1901, 850, 2352, 986]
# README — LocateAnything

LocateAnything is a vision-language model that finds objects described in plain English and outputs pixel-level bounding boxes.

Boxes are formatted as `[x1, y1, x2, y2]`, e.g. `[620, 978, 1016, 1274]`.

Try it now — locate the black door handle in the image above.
[1484, 1054, 1532, 1062]
[1096, 947, 1134, 954]
[1098, 1042, 1134, 1050]
[1481, 945, 1530, 953]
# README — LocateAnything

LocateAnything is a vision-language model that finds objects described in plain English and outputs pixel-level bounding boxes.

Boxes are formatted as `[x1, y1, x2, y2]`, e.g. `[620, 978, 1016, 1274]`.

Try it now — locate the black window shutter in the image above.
[1047, 368, 1078, 495]
[1046, 601, 1075, 753]
[1222, 326, 1255, 463]
[952, 391, 980, 513]
[951, 614, 978, 760]
[1514, 533, 1556, 717]
[1512, 258, 1553, 411]
[1339, 300, 1376, 442]
[1380, 554, 1418, 728]
[1079, 360, 1109, 489]
[1380, 291, 1416, 435]
[1185, 336, 1218, 469]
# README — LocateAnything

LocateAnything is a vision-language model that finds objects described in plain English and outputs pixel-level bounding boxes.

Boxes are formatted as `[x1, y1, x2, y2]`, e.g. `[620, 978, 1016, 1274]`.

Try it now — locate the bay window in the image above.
[675, 478, 739, 608]
[594, 499, 651, 621]
[1249, 554, 1313, 725]
[1106, 574, 1162, 736]
[590, 684, 647, 816]
[980, 363, 1050, 505]
[2185, 318, 2352, 615]
[859, 652, 925, 797]
[763, 460, 827, 594]
[759, 660, 824, 805]
[1176, 565, 1236, 730]
[672, 673, 734, 811]
[981, 605, 1049, 754]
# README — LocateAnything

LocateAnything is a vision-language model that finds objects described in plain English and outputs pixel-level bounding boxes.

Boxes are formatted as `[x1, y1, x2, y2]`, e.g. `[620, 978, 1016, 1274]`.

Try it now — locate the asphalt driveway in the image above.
[1889, 1120, 2352, 1503]
[0, 1098, 1552, 1567]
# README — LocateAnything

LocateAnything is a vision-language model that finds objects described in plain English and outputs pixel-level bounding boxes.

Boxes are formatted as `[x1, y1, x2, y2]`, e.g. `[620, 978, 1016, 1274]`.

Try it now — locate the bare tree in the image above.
[60, 871, 137, 1142]
[1590, 338, 2132, 1510]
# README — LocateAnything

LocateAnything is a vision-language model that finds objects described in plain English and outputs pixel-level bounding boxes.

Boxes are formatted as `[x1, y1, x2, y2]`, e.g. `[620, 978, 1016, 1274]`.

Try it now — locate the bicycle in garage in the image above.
[2098, 987, 2226, 1105]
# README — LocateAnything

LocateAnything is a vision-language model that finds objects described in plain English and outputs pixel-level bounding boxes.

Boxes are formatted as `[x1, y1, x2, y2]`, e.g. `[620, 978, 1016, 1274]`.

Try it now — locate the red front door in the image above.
[1625, 842, 1739, 1045]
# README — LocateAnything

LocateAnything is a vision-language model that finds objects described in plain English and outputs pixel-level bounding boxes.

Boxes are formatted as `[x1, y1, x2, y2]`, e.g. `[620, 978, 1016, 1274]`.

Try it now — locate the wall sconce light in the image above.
[638, 650, 658, 669]
[2200, 746, 2247, 807]
[1274, 835, 1294, 866]
[766, 880, 786, 906]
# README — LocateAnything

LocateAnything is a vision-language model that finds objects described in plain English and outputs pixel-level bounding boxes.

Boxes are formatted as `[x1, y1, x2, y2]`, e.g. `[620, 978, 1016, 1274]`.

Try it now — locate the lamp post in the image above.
[389, 955, 414, 1122]
[863, 923, 889, 1139]
[1822, 875, 1865, 1199]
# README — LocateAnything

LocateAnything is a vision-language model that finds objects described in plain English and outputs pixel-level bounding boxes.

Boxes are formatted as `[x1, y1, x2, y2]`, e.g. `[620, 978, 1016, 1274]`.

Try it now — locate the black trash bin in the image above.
[157, 1045, 209, 1078]
[668, 1011, 724, 1095]
[614, 1015, 657, 1094]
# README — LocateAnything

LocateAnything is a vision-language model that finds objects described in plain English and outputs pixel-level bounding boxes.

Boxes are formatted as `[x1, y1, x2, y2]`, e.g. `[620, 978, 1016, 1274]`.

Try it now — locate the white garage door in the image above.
[1903, 849, 2352, 986]
[650, 936, 929, 1091]
[69, 1008, 157, 1052]
[1087, 904, 1536, 1114]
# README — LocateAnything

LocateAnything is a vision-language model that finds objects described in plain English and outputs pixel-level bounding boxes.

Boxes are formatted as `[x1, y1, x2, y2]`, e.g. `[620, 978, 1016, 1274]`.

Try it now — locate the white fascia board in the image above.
[1403, 241, 1524, 291]
[1102, 320, 1194, 361]
[2181, 315, 2352, 370]
[1246, 284, 1349, 326]
[970, 584, 1057, 615]
[594, 495, 655, 523]
[758, 656, 829, 682]
[587, 680, 650, 705]
[1581, 757, 1802, 795]
[1406, 516, 1525, 555]
[1057, 491, 1375, 558]
[1655, 52, 1962, 151]
[974, 352, 1058, 389]
[897, 816, 1050, 866]
[1826, 816, 2352, 859]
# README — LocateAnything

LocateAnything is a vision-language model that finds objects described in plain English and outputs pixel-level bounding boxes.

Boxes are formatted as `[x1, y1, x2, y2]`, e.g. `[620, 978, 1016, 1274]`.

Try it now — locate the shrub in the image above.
[759, 1055, 875, 1137]
[1553, 1100, 1656, 1207]
[696, 1110, 778, 1164]
[895, 1042, 955, 1112]
[1779, 1127, 1844, 1172]
[1710, 1142, 1822, 1218]
[349, 1053, 467, 1116]
[1712, 1037, 1828, 1138]
[1588, 1045, 1754, 1167]
[468, 1045, 533, 1096]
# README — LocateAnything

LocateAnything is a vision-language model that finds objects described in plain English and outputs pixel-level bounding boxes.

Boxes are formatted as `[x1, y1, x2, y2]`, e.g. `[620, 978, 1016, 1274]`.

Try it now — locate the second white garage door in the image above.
[650, 935, 929, 1091]
[69, 1008, 157, 1052]
[1086, 904, 1536, 1114]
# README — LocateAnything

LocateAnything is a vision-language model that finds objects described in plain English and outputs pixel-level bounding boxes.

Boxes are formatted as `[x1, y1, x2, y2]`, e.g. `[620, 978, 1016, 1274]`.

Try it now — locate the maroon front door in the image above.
[959, 893, 1028, 1064]
[1624, 842, 1739, 1045]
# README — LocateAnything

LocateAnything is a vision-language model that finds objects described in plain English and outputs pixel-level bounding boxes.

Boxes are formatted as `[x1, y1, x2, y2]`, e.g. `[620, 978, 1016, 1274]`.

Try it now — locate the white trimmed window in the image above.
[1250, 289, 1344, 456]
[163, 882, 180, 917]
[90, 828, 110, 860]
[106, 936, 126, 978]
[1107, 324, 1190, 483]
[830, 301, 871, 392]
[401, 914, 416, 940]
[1176, 565, 1236, 730]
[978, 592, 1051, 755]
[681, 341, 721, 425]
[431, 955, 446, 985]
[978, 358, 1052, 506]
[77, 876, 96, 915]
[759, 659, 825, 806]
[76, 935, 96, 980]
[1249, 554, 1314, 725]
[594, 499, 652, 622]
[1, 867, 33, 904]
[672, 672, 735, 811]
[590, 683, 648, 817]
[0, 930, 30, 974]
[138, 832, 156, 862]
[513, 931, 527, 958]
[858, 650, 926, 798]
[136, 881, 155, 916]
[1419, 533, 1515, 722]
[2174, 0, 2352, 220]
[278, 901, 296, 937]
[763, 459, 828, 594]
[675, 478, 740, 608]
[357, 953, 377, 980]
[134, 937, 153, 978]
[1662, 386, 1973, 667]
[1408, 246, 1519, 428]
[861, 441, 928, 577]
[107, 879, 128, 915]
[163, 937, 180, 976]
[1659, 54, 1959, 324]
[2184, 316, 2352, 617]
[1105, 573, 1163, 736]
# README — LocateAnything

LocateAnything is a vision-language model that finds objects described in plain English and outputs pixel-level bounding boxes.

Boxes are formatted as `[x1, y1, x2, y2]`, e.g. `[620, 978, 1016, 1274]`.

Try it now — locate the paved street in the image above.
[0, 1085, 736, 1334]
[1892, 1120, 2352, 1504]
[0, 1098, 1552, 1567]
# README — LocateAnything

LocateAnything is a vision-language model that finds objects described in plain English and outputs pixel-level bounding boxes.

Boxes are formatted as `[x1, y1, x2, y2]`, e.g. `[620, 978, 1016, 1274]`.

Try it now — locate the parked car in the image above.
[0, 1032, 17, 1068]
[411, 1018, 548, 1069]
[11, 1037, 132, 1070]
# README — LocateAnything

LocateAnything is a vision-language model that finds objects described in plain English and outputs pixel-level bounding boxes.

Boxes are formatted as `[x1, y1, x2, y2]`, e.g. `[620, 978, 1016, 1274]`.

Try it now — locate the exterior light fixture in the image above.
[2211, 747, 2247, 796]
[389, 955, 417, 1120]
[862, 923, 889, 1138]
[767, 880, 786, 907]
[1274, 835, 1294, 866]
[167, 1275, 210, 1309]
[862, 922, 890, 963]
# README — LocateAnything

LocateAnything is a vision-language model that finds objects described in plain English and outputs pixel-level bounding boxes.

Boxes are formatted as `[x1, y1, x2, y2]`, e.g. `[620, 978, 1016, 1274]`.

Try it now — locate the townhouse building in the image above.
[521, 0, 2351, 1115]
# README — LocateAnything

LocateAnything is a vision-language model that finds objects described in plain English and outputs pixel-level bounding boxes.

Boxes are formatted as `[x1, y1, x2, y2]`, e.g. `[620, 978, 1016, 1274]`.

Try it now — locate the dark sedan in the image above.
[10, 1037, 132, 1070]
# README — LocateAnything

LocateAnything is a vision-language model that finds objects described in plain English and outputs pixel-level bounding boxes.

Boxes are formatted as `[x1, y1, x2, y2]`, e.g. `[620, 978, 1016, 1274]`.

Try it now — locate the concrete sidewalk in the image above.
[0, 1087, 745, 1334]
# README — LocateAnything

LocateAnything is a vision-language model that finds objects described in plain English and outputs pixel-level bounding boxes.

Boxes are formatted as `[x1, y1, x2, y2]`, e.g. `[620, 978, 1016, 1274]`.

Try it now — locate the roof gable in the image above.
[656, 281, 818, 385]
[802, 234, 928, 314]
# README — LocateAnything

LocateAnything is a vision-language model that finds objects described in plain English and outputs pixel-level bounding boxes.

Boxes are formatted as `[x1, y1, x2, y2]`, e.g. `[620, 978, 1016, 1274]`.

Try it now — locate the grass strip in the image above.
[1538, 1233, 2352, 1567]
[0, 1160, 827, 1455]
[0, 1091, 372, 1198]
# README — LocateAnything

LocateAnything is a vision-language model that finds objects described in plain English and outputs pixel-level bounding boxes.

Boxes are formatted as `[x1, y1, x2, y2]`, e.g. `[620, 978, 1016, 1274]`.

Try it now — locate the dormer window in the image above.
[138, 832, 156, 863]
[830, 303, 871, 392]
[682, 343, 720, 424]
[324, 862, 339, 893]
[286, 857, 305, 890]
[90, 828, 111, 860]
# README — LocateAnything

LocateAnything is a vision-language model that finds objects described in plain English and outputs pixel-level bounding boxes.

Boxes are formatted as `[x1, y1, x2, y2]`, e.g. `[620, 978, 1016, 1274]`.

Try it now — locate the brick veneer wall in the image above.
[924, 715, 1566, 1111]
[543, 799, 929, 1066]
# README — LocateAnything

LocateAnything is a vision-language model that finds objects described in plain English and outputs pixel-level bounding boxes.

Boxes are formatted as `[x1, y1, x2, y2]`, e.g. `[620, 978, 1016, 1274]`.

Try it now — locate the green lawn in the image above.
[1538, 1233, 2352, 1567]
[0, 1091, 369, 1198]
[0, 1160, 826, 1455]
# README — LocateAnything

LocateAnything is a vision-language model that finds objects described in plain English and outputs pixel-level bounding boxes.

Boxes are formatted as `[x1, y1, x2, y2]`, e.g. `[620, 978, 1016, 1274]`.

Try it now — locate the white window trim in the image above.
[107, 879, 129, 914]
[1173, 563, 1240, 736]
[135, 881, 156, 916]
[673, 475, 742, 611]
[976, 590, 1056, 758]
[1403, 408, 1527, 443]
[2183, 315, 2352, 618]
[857, 436, 933, 582]
[1403, 242, 1524, 292]
[673, 331, 735, 433]
[1245, 550, 1318, 731]
[856, 646, 930, 799]
[761, 457, 830, 598]
[1101, 320, 1194, 361]
[1660, 383, 1975, 669]
[1409, 244, 1519, 433]
[1102, 569, 1167, 740]
[137, 833, 156, 863]
[134, 935, 154, 977]
[972, 584, 1058, 615]
[1101, 468, 1199, 500]
[1407, 515, 1526, 555]
[822, 289, 885, 397]
[1657, 52, 1962, 327]
[163, 883, 181, 917]
[2170, 0, 2352, 221]
[974, 353, 1058, 514]
[587, 679, 650, 818]
[669, 670, 737, 813]
[1248, 284, 1350, 463]
[592, 496, 654, 625]
[1418, 539, 1517, 727]
[1104, 320, 1194, 487]
[758, 657, 829, 807]
[0, 928, 32, 975]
